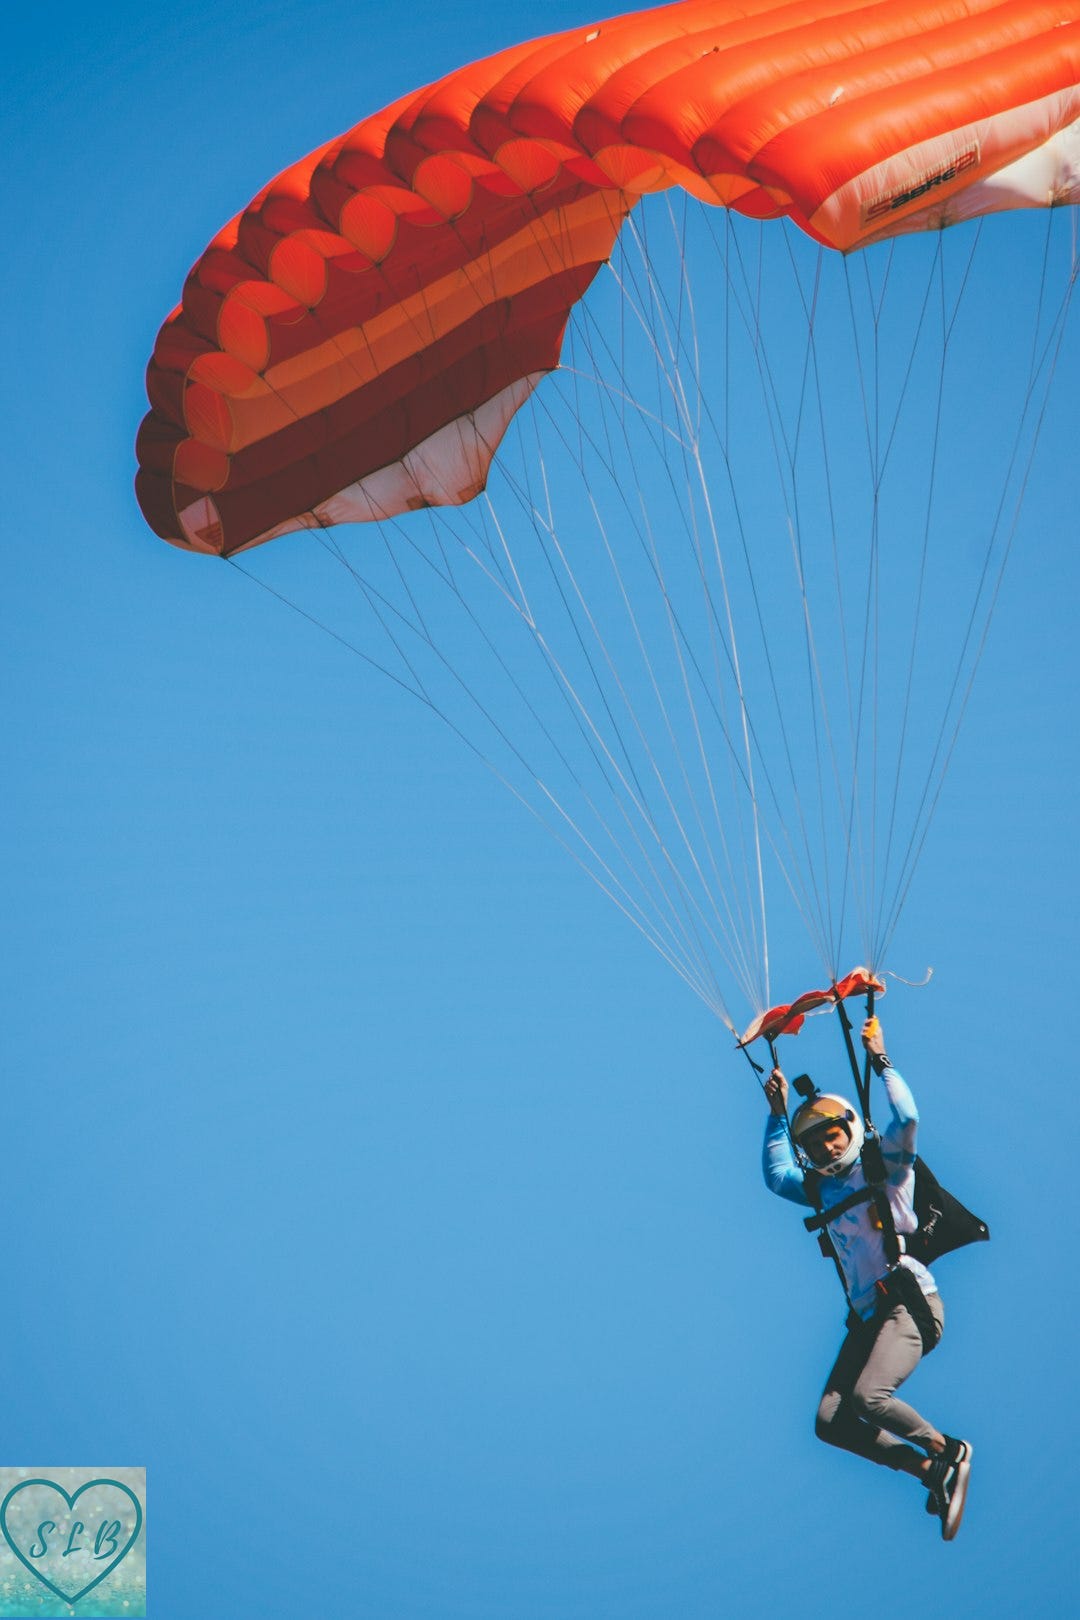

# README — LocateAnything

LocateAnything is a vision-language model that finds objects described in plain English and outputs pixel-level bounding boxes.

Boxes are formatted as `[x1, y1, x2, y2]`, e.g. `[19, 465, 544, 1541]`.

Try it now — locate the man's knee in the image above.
[850, 1386, 890, 1426]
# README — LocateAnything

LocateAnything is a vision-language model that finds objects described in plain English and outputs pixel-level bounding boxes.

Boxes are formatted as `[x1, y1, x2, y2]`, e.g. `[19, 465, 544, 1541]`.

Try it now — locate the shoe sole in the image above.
[942, 1447, 973, 1541]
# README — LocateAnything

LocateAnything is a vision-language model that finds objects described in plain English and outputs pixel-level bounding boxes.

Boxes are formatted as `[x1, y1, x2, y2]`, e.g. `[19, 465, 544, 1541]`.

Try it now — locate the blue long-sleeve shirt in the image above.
[763, 1066, 937, 1320]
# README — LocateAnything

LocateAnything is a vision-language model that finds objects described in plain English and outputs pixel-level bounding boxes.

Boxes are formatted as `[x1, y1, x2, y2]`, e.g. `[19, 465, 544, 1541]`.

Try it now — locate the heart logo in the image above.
[0, 1477, 143, 1605]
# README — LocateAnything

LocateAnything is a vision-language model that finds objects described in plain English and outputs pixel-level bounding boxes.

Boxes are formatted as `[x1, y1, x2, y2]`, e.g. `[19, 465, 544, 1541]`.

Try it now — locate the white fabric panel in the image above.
[944, 116, 1080, 217]
[178, 494, 226, 553]
[317, 372, 541, 526]
[812, 92, 1080, 249]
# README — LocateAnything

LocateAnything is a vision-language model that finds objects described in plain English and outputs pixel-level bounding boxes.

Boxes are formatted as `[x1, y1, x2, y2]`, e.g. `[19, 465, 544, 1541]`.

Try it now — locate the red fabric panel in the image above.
[739, 966, 886, 1046]
[185, 262, 602, 552]
[176, 173, 596, 374]
[134, 467, 182, 543]
[209, 308, 576, 552]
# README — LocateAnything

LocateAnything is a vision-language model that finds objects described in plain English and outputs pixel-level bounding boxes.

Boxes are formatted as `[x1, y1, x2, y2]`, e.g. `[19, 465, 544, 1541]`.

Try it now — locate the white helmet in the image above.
[791, 1093, 864, 1176]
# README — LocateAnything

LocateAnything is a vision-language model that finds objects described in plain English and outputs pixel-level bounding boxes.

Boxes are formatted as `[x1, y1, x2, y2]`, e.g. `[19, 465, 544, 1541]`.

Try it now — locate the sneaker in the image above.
[924, 1440, 972, 1540]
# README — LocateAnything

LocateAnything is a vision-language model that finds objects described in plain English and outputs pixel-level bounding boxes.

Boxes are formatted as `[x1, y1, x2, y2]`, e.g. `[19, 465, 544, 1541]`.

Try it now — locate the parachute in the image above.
[135, 1, 1080, 1032]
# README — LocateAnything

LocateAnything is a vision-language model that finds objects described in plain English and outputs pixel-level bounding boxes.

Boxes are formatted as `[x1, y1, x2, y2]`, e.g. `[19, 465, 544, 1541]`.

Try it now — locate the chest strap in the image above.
[803, 1184, 875, 1232]
[802, 1135, 903, 1268]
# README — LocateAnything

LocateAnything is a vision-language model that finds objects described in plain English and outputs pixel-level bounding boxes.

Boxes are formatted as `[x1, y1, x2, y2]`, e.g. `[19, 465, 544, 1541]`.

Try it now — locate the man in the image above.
[763, 1017, 972, 1540]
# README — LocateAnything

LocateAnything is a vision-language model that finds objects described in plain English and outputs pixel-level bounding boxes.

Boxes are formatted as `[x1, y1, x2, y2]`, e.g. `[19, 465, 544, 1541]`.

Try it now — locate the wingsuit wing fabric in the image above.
[135, 0, 1080, 557]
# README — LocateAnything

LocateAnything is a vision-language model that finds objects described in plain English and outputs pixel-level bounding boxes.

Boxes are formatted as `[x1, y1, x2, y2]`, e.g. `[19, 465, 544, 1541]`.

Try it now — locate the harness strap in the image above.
[803, 1168, 867, 1313]
[802, 1136, 906, 1317]
[803, 1142, 903, 1257]
[860, 1134, 903, 1267]
[802, 1184, 875, 1232]
[872, 1268, 940, 1357]
[833, 992, 872, 1121]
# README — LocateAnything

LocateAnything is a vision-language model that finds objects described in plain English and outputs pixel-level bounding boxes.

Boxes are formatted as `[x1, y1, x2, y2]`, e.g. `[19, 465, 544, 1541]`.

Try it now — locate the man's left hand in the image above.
[862, 1017, 886, 1057]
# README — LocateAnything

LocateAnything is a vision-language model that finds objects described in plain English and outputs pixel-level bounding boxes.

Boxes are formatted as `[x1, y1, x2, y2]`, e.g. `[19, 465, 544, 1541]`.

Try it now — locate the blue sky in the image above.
[5, 3, 1080, 1616]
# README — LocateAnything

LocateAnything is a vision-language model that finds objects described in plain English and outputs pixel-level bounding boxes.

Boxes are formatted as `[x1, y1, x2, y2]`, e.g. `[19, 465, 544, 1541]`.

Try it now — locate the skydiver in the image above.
[762, 1018, 972, 1540]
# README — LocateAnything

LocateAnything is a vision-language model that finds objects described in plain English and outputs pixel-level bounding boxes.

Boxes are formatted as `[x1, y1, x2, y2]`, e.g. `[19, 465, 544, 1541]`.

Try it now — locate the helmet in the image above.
[791, 1093, 864, 1176]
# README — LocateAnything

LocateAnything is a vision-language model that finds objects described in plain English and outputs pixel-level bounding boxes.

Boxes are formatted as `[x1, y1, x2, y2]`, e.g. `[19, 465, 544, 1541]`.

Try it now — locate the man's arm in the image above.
[762, 1068, 811, 1206]
[862, 1018, 918, 1180]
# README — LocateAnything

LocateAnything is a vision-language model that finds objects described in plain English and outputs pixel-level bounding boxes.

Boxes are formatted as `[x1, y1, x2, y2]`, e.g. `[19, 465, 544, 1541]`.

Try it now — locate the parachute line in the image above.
[221, 195, 1076, 1032]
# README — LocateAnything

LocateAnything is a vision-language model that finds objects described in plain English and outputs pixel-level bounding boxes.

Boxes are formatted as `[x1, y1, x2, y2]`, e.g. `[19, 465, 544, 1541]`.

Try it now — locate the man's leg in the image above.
[816, 1294, 945, 1475]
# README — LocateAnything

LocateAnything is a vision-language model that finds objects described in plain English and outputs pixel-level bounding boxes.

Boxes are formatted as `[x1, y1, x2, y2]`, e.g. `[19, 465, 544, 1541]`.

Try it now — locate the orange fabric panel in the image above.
[621, 0, 1038, 171]
[403, 4, 713, 161]
[390, 32, 572, 165]
[477, 1, 726, 148]
[691, 2, 1076, 176]
[749, 24, 1080, 213]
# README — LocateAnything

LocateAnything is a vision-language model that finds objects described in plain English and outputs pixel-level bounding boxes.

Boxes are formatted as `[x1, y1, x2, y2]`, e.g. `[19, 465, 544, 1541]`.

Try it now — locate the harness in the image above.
[748, 980, 989, 1353]
[803, 1159, 946, 1355]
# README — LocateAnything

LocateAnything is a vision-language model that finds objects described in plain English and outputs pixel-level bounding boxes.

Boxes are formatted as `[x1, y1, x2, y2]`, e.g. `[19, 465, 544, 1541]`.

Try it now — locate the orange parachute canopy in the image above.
[135, 0, 1080, 557]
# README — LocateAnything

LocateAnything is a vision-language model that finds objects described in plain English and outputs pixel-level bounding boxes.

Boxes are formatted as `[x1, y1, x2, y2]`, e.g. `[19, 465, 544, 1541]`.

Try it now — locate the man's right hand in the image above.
[764, 1067, 788, 1117]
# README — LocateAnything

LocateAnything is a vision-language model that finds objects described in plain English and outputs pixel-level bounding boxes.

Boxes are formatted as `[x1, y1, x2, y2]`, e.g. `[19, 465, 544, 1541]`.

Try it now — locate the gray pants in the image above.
[815, 1292, 945, 1470]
